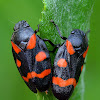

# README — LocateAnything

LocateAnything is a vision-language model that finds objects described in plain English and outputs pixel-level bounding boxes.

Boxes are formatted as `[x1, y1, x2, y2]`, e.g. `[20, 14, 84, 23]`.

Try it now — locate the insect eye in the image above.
[71, 31, 75, 34]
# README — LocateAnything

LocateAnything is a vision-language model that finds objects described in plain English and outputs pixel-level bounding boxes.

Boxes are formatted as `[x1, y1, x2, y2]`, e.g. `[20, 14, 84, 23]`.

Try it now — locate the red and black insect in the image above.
[11, 20, 55, 93]
[51, 20, 89, 100]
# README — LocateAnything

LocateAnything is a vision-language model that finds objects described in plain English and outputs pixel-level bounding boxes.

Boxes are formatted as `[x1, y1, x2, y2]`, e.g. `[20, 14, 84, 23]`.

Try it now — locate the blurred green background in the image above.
[0, 0, 99, 100]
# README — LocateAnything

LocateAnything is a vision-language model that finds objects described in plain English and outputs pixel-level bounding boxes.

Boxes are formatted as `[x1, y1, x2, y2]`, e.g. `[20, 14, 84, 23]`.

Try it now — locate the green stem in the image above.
[37, 0, 94, 100]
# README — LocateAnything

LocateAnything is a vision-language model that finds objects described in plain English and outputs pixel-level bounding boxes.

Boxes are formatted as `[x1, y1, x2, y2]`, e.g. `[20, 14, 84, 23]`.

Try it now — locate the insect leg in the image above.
[43, 39, 60, 52]
[35, 24, 39, 33]
[50, 20, 67, 40]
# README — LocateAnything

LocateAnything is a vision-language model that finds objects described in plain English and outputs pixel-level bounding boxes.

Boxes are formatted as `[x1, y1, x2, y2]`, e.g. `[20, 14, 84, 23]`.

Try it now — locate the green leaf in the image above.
[37, 0, 94, 100]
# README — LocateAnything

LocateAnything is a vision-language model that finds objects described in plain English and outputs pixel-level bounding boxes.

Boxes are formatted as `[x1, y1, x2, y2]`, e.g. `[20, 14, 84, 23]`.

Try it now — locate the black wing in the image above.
[12, 48, 37, 93]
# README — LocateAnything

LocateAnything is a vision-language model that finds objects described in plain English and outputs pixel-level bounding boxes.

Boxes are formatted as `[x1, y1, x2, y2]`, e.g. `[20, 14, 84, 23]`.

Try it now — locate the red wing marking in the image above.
[52, 77, 77, 88]
[57, 58, 67, 67]
[22, 69, 51, 82]
[16, 59, 21, 67]
[66, 40, 75, 55]
[83, 46, 89, 58]
[81, 65, 83, 71]
[35, 51, 47, 62]
[27, 34, 36, 49]
[11, 41, 21, 54]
